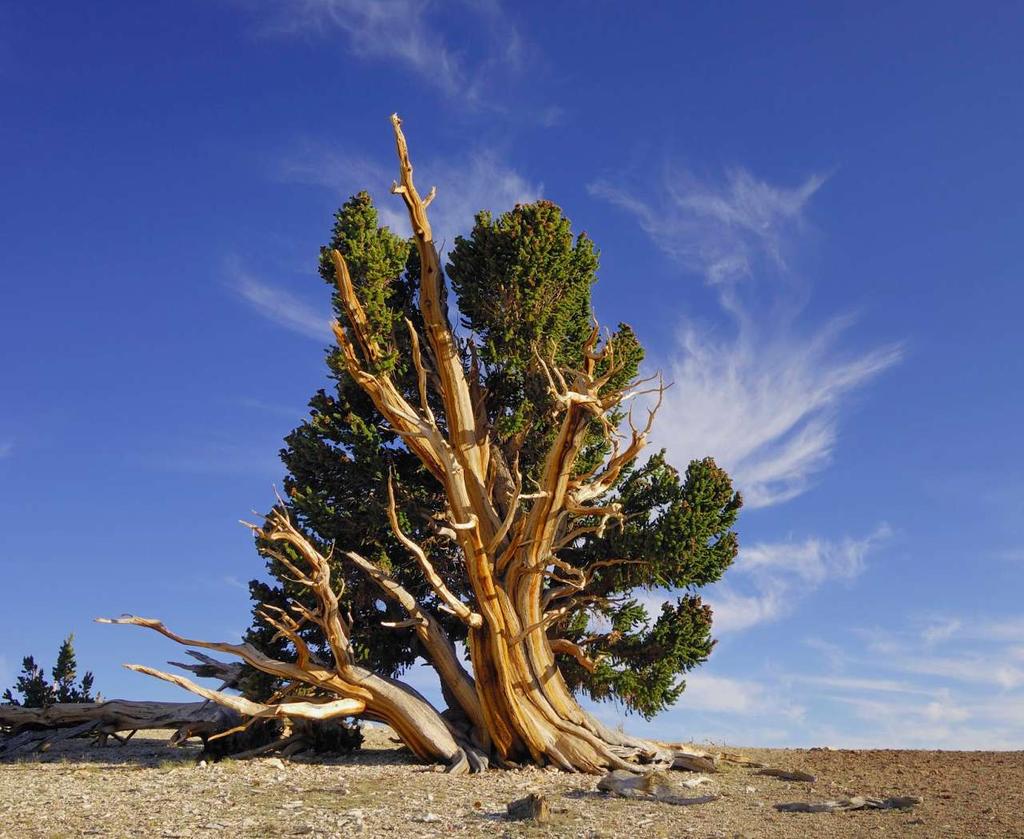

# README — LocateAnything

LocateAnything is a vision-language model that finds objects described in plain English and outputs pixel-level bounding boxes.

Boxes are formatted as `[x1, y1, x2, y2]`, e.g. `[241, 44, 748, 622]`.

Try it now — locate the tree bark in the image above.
[0, 700, 238, 756]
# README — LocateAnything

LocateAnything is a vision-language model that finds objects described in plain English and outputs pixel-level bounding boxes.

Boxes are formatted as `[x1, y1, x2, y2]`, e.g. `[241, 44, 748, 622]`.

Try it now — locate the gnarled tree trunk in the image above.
[103, 114, 700, 775]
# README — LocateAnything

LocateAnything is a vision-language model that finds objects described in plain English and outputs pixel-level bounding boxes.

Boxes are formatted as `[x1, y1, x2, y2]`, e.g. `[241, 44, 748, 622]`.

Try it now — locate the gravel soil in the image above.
[1, 727, 1021, 838]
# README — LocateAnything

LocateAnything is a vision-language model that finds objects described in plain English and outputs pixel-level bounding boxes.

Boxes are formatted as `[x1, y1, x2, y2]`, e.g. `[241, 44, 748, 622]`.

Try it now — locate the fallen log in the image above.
[776, 795, 923, 813]
[671, 750, 719, 772]
[0, 720, 101, 756]
[719, 751, 767, 768]
[756, 768, 817, 782]
[597, 769, 719, 806]
[0, 700, 238, 756]
[0, 699, 236, 736]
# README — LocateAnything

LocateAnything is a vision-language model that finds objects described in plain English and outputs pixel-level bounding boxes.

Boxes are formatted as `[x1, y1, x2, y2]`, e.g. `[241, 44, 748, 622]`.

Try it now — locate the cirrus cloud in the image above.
[593, 165, 901, 508]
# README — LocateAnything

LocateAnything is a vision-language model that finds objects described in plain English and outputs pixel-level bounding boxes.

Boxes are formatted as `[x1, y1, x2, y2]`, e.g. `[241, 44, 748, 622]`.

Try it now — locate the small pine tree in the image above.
[2, 634, 96, 707]
[2, 656, 53, 707]
[51, 634, 95, 703]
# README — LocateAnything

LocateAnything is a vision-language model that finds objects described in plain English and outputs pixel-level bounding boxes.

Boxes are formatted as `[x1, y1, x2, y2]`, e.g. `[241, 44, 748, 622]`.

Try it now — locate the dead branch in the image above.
[126, 664, 366, 722]
[386, 475, 482, 628]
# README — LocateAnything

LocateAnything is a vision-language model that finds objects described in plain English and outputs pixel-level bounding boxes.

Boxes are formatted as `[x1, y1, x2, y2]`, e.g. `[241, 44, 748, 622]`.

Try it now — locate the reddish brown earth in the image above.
[1, 727, 1021, 838]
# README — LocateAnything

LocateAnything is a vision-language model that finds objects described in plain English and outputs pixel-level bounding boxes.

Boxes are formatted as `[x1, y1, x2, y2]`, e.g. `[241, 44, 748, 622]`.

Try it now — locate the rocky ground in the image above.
[1, 727, 1021, 838]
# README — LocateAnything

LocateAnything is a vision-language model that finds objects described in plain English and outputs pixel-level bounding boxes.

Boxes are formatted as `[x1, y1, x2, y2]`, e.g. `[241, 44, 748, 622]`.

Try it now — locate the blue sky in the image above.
[2, 1, 1022, 749]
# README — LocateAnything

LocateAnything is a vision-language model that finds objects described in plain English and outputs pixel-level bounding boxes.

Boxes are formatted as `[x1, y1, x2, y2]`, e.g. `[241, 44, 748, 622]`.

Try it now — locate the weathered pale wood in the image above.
[506, 793, 551, 822]
[597, 769, 719, 805]
[776, 795, 923, 813]
[0, 700, 237, 756]
[756, 767, 817, 782]
[167, 650, 243, 687]
[671, 752, 720, 773]
[0, 699, 234, 735]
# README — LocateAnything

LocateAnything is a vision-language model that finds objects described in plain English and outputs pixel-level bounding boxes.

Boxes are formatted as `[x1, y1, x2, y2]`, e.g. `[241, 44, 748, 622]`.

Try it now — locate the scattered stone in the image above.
[415, 812, 440, 823]
[264, 757, 286, 770]
[680, 775, 714, 789]
[341, 809, 365, 834]
[323, 785, 349, 795]
[506, 792, 551, 822]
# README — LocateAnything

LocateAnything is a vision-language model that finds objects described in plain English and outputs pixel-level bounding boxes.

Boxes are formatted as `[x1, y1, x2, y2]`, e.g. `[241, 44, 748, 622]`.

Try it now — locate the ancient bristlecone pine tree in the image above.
[103, 115, 741, 773]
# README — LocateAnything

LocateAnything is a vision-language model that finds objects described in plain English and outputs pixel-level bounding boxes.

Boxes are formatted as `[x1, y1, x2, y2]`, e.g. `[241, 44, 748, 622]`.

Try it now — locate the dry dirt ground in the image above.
[1, 727, 1021, 838]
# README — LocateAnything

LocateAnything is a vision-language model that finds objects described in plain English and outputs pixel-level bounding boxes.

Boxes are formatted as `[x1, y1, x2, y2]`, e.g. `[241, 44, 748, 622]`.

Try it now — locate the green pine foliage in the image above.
[246, 193, 741, 718]
[556, 455, 741, 716]
[2, 634, 96, 707]
[447, 202, 643, 477]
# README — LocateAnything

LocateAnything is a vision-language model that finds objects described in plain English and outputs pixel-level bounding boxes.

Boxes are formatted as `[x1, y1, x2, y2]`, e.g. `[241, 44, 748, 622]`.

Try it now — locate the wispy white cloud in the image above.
[821, 685, 1023, 750]
[227, 258, 332, 341]
[708, 526, 890, 632]
[593, 668, 807, 746]
[995, 547, 1024, 563]
[257, 140, 540, 338]
[678, 673, 766, 714]
[235, 396, 307, 420]
[424, 151, 542, 245]
[790, 674, 931, 695]
[828, 692, 977, 747]
[593, 166, 900, 507]
[655, 318, 902, 507]
[863, 615, 1024, 653]
[251, 0, 522, 103]
[789, 617, 1024, 747]
[858, 620, 1024, 690]
[279, 142, 542, 250]
[591, 167, 825, 290]
[921, 617, 962, 645]
[134, 440, 283, 477]
[628, 611, 1024, 748]
[738, 528, 884, 584]
[223, 576, 251, 592]
[977, 616, 1024, 642]
[279, 146, 388, 198]
[897, 654, 1024, 691]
